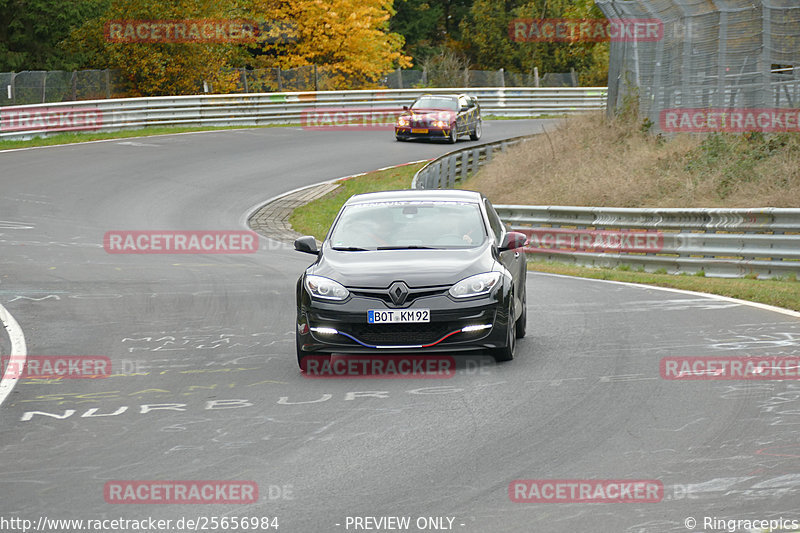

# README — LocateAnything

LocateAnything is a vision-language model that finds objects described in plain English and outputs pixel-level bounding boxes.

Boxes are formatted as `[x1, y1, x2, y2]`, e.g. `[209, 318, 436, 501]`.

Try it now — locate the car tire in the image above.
[491, 297, 516, 362]
[396, 136, 405, 142]
[447, 125, 457, 144]
[515, 287, 527, 339]
[470, 120, 482, 141]
[296, 328, 328, 372]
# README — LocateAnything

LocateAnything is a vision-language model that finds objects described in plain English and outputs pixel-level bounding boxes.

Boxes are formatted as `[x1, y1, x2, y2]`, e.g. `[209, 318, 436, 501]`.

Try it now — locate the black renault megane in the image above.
[293, 189, 528, 370]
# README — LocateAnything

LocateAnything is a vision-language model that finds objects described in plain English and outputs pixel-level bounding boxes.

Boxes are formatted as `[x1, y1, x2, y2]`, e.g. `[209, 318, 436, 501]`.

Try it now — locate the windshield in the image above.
[329, 201, 487, 250]
[410, 97, 459, 111]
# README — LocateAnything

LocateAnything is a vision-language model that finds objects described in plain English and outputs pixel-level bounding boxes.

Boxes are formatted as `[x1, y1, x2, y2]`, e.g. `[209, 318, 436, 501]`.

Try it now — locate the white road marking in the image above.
[0, 302, 27, 406]
[532, 272, 800, 319]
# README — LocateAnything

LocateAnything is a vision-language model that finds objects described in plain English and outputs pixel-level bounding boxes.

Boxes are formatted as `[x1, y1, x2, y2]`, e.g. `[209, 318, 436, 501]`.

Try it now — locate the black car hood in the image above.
[309, 243, 496, 288]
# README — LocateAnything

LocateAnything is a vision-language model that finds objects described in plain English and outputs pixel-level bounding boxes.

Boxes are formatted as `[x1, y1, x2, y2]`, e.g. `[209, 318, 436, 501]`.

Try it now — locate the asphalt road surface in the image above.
[1, 121, 800, 533]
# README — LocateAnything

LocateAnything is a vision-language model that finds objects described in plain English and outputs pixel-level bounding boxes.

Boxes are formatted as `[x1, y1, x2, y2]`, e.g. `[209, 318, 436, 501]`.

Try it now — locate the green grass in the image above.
[482, 113, 566, 120]
[0, 124, 294, 151]
[289, 162, 425, 240]
[526, 259, 800, 312]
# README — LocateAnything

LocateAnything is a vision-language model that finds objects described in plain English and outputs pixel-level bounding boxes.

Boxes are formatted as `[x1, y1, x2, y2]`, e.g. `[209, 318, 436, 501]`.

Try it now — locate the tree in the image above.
[65, 0, 258, 95]
[250, 0, 411, 88]
[458, 0, 608, 85]
[391, 0, 472, 66]
[0, 0, 107, 71]
[390, 0, 443, 61]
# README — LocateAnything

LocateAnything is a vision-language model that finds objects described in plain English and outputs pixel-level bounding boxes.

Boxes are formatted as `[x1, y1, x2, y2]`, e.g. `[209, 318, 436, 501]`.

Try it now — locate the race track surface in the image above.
[1, 121, 799, 533]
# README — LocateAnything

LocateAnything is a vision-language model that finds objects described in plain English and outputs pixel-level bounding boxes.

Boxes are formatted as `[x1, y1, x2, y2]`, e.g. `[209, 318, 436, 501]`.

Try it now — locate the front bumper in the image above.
[297, 291, 507, 355]
[395, 126, 451, 140]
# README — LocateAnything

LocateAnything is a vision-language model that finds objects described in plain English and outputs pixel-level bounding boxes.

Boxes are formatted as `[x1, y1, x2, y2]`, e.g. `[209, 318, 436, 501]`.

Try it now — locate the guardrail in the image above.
[412, 134, 800, 279]
[411, 134, 538, 190]
[0, 87, 607, 140]
[498, 206, 800, 279]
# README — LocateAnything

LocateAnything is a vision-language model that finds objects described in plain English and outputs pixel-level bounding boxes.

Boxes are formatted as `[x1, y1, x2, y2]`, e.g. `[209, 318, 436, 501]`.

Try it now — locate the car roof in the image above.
[415, 94, 464, 100]
[345, 189, 484, 205]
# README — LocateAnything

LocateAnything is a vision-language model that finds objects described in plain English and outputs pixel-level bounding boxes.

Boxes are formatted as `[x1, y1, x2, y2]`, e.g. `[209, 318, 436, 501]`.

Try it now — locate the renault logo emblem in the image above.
[388, 281, 409, 306]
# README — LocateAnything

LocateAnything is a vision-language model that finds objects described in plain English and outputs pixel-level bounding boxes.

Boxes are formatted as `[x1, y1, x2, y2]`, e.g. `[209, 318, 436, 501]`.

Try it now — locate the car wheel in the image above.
[470, 120, 482, 141]
[447, 125, 457, 144]
[296, 327, 328, 372]
[396, 136, 405, 142]
[515, 287, 527, 338]
[491, 296, 516, 362]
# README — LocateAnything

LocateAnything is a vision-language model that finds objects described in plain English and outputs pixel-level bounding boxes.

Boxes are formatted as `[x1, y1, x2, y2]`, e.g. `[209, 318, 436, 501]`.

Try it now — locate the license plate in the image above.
[411, 128, 428, 134]
[368, 309, 430, 324]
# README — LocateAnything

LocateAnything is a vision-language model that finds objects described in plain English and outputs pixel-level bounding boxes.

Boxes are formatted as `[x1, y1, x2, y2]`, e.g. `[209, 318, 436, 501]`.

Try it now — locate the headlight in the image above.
[305, 275, 349, 301]
[397, 116, 409, 126]
[433, 120, 447, 128]
[449, 272, 502, 298]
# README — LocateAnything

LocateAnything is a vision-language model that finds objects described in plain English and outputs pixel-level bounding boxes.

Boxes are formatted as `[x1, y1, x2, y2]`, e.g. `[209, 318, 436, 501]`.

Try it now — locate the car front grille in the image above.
[346, 323, 454, 346]
[348, 286, 449, 308]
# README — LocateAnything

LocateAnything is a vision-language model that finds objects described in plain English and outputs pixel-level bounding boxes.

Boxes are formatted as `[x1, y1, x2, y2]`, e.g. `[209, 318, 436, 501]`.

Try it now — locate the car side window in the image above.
[484, 199, 504, 244]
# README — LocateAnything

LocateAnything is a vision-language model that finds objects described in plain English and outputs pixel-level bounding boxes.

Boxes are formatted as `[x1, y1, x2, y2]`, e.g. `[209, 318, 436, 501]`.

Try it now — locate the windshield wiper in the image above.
[376, 245, 437, 250]
[332, 246, 371, 251]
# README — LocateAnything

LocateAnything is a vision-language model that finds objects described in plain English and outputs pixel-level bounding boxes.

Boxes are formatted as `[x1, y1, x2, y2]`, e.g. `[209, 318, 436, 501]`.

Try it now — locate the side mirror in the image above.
[460, 105, 469, 112]
[402, 105, 409, 111]
[294, 236, 319, 255]
[499, 231, 527, 251]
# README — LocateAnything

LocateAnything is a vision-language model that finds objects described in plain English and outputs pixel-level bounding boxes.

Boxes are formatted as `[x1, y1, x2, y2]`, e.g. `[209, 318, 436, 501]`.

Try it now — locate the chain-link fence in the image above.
[0, 70, 135, 106]
[595, 0, 800, 132]
[1, 66, 582, 106]
[377, 68, 578, 89]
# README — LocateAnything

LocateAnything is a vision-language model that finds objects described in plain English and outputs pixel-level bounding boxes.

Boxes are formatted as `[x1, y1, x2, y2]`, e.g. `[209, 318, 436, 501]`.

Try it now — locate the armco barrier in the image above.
[413, 137, 800, 280]
[0, 87, 606, 140]
[411, 134, 536, 190]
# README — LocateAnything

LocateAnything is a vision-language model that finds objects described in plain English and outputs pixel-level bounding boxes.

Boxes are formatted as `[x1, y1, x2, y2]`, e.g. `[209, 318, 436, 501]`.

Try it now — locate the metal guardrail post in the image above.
[447, 156, 457, 188]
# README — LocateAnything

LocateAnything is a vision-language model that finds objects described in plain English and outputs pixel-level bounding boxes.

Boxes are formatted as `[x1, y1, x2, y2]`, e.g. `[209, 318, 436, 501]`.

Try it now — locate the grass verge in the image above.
[465, 112, 800, 208]
[527, 259, 799, 312]
[0, 124, 292, 151]
[289, 162, 426, 240]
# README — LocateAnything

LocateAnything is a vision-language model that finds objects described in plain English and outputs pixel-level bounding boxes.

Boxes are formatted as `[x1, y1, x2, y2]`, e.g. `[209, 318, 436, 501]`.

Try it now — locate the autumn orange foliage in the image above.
[66, 0, 411, 95]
